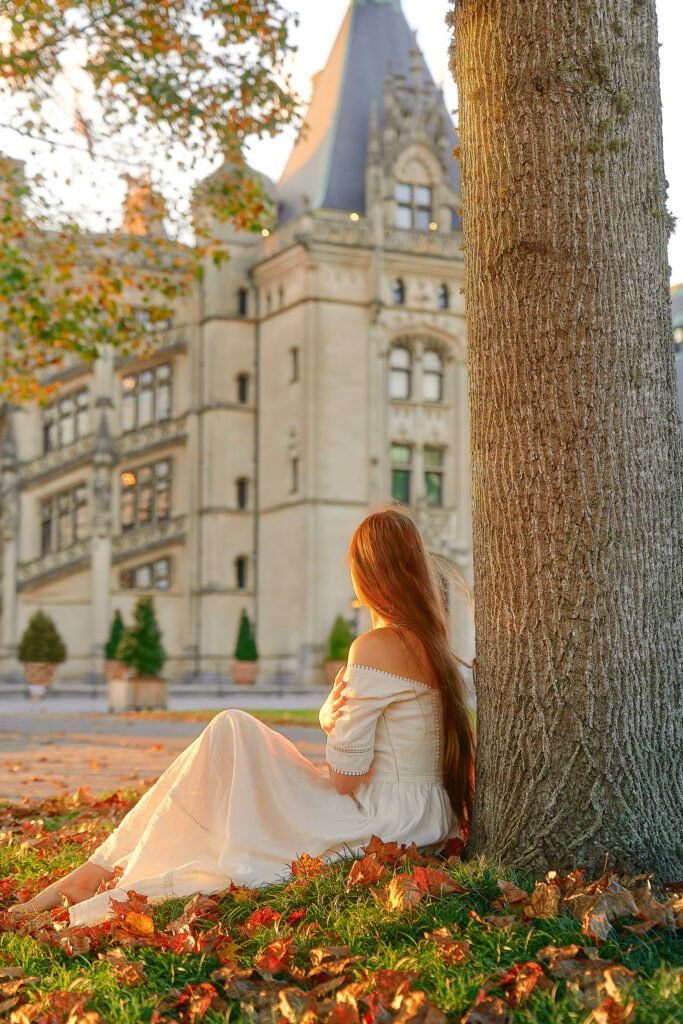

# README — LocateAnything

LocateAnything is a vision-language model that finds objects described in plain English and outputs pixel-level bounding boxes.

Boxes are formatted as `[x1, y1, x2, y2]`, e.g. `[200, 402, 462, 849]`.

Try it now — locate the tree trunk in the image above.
[448, 0, 683, 880]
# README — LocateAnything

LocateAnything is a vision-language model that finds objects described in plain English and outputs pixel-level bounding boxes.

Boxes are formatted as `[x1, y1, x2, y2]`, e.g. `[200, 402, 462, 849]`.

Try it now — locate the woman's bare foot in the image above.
[10, 861, 115, 916]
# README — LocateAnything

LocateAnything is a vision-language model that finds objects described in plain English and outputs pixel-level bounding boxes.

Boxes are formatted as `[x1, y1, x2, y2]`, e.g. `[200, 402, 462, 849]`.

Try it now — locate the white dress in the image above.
[69, 663, 455, 926]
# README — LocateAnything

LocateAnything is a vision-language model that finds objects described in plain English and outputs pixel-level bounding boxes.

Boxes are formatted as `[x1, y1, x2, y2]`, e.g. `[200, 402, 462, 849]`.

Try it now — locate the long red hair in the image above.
[349, 505, 475, 827]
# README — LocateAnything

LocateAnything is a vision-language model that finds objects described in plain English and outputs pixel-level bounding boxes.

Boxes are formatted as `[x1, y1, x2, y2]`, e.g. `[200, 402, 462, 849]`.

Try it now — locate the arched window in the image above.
[235, 556, 247, 589]
[437, 284, 449, 310]
[389, 346, 412, 400]
[237, 374, 249, 404]
[392, 279, 406, 305]
[423, 350, 444, 403]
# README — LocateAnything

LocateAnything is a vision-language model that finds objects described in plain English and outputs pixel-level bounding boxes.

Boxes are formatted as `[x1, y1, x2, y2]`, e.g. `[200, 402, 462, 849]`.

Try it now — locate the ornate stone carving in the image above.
[21, 434, 94, 485]
[383, 228, 463, 257]
[117, 414, 187, 459]
[112, 515, 187, 561]
[18, 539, 92, 589]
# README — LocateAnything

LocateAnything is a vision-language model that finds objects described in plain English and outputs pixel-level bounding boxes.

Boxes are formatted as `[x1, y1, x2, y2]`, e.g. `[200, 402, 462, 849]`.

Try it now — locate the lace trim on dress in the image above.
[328, 766, 369, 776]
[327, 742, 373, 757]
[349, 663, 440, 691]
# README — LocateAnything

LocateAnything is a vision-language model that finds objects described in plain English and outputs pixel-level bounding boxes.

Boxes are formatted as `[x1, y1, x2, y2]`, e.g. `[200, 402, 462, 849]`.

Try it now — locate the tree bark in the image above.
[448, 0, 683, 880]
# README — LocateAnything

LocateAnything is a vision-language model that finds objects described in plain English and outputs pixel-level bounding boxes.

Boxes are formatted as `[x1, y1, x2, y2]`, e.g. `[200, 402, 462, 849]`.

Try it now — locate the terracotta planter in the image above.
[107, 666, 167, 711]
[231, 659, 258, 686]
[324, 660, 347, 687]
[105, 659, 127, 685]
[24, 661, 58, 700]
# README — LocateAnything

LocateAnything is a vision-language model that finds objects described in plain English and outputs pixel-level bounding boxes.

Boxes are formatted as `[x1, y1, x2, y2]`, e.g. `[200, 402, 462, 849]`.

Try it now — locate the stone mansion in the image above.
[0, 0, 475, 688]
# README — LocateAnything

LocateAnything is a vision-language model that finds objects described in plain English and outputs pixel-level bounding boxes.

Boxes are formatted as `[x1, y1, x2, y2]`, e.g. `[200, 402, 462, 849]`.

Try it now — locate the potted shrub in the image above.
[232, 609, 258, 685]
[109, 596, 167, 711]
[323, 615, 354, 687]
[18, 610, 67, 700]
[104, 610, 126, 686]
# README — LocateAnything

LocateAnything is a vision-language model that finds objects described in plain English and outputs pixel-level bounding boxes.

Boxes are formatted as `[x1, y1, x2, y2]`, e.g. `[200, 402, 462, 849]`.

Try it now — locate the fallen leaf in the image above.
[256, 938, 297, 972]
[522, 881, 562, 919]
[346, 855, 386, 890]
[497, 962, 547, 1007]
[460, 990, 511, 1024]
[386, 874, 425, 911]
[361, 836, 405, 867]
[496, 879, 528, 908]
[413, 867, 468, 896]
[123, 911, 155, 938]
[424, 927, 472, 964]
[310, 946, 352, 967]
[392, 989, 448, 1024]
[592, 997, 637, 1024]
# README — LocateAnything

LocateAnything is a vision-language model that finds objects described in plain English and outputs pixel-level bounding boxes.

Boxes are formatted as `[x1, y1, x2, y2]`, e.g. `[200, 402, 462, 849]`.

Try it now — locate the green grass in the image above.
[0, 796, 680, 1024]
[118, 708, 323, 727]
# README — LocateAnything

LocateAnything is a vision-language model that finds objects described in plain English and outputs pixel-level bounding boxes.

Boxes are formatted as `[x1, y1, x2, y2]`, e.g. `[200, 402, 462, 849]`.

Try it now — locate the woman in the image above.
[12, 506, 475, 927]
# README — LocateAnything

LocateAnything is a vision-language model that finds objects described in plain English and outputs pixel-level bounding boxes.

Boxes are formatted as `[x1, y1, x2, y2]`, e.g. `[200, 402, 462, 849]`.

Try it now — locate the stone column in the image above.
[0, 409, 21, 683]
[412, 344, 425, 505]
[90, 411, 115, 682]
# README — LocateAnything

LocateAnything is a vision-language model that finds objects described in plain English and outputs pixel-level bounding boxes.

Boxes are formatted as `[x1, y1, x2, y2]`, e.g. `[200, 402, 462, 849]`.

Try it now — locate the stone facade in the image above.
[0, 0, 475, 689]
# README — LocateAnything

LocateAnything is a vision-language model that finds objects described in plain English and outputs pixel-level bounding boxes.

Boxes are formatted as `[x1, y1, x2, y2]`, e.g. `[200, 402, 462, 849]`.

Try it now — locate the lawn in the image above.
[118, 709, 323, 728]
[0, 786, 680, 1024]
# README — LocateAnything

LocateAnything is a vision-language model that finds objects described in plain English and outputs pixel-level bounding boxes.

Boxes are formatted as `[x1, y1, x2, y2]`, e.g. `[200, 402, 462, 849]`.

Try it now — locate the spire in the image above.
[278, 0, 459, 222]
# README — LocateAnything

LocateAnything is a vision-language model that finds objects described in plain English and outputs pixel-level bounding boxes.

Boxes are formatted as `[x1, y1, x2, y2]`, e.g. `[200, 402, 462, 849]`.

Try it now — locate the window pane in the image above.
[395, 182, 412, 203]
[390, 346, 411, 369]
[155, 558, 170, 590]
[157, 382, 171, 421]
[415, 186, 432, 207]
[76, 407, 90, 437]
[392, 469, 411, 504]
[122, 393, 136, 432]
[423, 350, 443, 372]
[423, 373, 443, 403]
[438, 285, 449, 309]
[76, 502, 89, 539]
[391, 445, 412, 466]
[236, 558, 247, 589]
[425, 471, 443, 507]
[60, 415, 75, 446]
[415, 208, 431, 231]
[141, 369, 154, 387]
[139, 482, 153, 523]
[44, 421, 57, 453]
[392, 280, 405, 304]
[424, 447, 444, 469]
[156, 480, 170, 520]
[77, 390, 89, 407]
[136, 564, 152, 589]
[120, 569, 135, 589]
[138, 388, 153, 426]
[389, 369, 411, 400]
[41, 518, 52, 556]
[121, 490, 136, 530]
[60, 396, 74, 415]
[395, 205, 412, 229]
[157, 363, 171, 381]
[58, 511, 73, 549]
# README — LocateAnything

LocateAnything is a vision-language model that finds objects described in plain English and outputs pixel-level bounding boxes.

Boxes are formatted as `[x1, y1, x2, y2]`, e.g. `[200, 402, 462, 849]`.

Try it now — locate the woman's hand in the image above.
[319, 667, 347, 734]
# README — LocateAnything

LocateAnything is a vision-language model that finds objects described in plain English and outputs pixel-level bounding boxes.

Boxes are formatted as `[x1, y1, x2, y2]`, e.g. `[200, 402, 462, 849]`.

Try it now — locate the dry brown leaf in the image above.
[9, 1005, 44, 1024]
[346, 855, 386, 890]
[622, 881, 679, 934]
[592, 997, 637, 1024]
[424, 927, 472, 965]
[255, 938, 297, 973]
[496, 879, 528, 908]
[523, 881, 562, 919]
[310, 946, 352, 967]
[460, 991, 511, 1024]
[167, 894, 218, 934]
[123, 911, 155, 938]
[386, 874, 425, 911]
[485, 915, 522, 930]
[392, 990, 448, 1024]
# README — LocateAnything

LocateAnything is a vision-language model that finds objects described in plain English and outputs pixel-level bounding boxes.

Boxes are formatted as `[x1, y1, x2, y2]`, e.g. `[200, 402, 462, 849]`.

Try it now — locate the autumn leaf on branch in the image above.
[0, 0, 300, 396]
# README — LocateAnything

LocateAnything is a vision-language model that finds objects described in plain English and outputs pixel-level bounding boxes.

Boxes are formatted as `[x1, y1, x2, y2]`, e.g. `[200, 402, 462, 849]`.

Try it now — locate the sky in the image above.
[245, 0, 683, 285]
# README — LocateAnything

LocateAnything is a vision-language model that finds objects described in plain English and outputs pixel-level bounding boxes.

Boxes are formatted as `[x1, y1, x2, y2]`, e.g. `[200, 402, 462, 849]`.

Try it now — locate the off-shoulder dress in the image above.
[68, 663, 455, 926]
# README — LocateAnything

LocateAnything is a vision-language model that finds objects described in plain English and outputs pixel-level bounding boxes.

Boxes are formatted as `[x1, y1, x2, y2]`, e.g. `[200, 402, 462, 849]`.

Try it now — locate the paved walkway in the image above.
[0, 702, 326, 803]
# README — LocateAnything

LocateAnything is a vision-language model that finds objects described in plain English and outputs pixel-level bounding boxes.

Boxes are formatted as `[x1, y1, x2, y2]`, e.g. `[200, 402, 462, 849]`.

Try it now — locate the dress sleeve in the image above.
[318, 686, 335, 731]
[325, 667, 395, 776]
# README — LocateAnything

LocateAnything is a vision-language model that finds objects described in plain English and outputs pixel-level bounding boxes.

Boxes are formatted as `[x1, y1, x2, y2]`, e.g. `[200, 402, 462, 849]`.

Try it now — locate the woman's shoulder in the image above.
[348, 628, 438, 688]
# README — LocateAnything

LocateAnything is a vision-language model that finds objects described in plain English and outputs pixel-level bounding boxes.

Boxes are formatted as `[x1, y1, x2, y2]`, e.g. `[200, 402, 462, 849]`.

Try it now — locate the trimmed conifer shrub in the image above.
[234, 609, 258, 661]
[116, 596, 166, 676]
[326, 615, 354, 662]
[105, 610, 125, 660]
[17, 610, 67, 664]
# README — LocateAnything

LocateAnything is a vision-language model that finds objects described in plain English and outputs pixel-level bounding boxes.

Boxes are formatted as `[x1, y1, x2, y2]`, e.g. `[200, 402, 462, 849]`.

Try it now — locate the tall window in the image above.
[389, 346, 412, 400]
[424, 447, 445, 507]
[423, 350, 444, 403]
[290, 347, 300, 382]
[391, 444, 412, 504]
[291, 456, 300, 494]
[120, 557, 171, 591]
[238, 288, 249, 317]
[235, 556, 247, 589]
[395, 183, 433, 230]
[43, 389, 90, 453]
[438, 284, 450, 310]
[121, 363, 172, 433]
[237, 477, 249, 509]
[40, 484, 88, 555]
[392, 278, 406, 305]
[120, 459, 171, 531]
[237, 374, 249, 404]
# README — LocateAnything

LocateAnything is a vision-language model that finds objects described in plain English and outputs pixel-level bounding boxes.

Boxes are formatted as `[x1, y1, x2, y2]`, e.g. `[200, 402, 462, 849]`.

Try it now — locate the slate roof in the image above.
[278, 0, 460, 222]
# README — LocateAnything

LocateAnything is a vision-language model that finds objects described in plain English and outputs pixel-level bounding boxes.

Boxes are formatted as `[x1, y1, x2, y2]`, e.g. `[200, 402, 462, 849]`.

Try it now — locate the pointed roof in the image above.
[278, 0, 459, 221]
